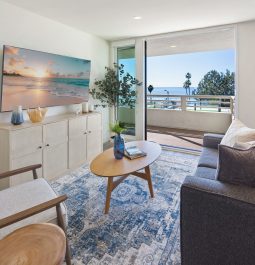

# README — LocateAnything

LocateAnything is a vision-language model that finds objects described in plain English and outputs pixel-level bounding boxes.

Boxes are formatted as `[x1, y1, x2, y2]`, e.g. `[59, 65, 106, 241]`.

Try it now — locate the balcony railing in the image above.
[147, 95, 235, 114]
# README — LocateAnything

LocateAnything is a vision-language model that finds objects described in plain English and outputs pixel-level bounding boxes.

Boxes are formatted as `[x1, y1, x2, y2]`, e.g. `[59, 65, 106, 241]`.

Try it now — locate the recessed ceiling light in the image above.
[170, 45, 177, 48]
[133, 16, 142, 20]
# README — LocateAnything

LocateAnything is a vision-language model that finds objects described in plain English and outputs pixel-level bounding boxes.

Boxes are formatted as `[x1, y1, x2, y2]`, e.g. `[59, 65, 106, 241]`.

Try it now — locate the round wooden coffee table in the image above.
[0, 223, 66, 265]
[90, 140, 161, 214]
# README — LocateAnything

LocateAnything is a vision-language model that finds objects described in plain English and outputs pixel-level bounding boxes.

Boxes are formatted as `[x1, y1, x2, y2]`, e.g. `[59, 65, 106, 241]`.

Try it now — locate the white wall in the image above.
[236, 21, 255, 128]
[0, 1, 110, 142]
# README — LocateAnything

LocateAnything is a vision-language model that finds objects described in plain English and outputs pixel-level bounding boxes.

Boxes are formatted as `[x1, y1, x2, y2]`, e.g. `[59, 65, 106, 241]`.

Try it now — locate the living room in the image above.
[0, 0, 255, 264]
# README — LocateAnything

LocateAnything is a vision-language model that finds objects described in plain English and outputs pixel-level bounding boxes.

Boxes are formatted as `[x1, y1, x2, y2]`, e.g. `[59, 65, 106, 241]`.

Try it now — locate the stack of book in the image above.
[124, 146, 147, 160]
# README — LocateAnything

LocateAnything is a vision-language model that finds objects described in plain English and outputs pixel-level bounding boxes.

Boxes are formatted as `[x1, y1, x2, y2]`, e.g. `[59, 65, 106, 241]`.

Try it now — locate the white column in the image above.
[135, 38, 145, 140]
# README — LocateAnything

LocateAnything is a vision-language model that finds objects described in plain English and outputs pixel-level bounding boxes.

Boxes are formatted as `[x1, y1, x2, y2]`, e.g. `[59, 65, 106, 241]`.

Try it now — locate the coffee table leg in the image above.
[145, 166, 154, 198]
[105, 177, 113, 214]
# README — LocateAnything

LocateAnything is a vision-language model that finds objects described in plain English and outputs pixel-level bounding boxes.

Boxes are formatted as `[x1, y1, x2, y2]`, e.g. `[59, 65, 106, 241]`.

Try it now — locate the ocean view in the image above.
[2, 76, 89, 111]
[150, 86, 197, 95]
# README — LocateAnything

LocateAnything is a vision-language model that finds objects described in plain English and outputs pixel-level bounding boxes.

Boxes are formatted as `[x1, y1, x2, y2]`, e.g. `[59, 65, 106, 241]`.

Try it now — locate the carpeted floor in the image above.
[51, 150, 199, 265]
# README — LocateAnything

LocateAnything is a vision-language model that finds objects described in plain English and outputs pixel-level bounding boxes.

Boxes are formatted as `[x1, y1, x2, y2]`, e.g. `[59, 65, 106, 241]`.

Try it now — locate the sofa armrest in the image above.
[181, 176, 255, 265]
[203, 133, 224, 149]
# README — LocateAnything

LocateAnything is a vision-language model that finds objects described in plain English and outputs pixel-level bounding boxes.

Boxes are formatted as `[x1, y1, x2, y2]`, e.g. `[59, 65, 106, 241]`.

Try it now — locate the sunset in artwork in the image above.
[1, 46, 91, 111]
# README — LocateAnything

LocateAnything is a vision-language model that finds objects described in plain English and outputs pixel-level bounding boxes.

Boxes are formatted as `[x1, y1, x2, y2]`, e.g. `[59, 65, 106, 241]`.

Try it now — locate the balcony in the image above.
[147, 94, 234, 131]
[119, 95, 234, 150]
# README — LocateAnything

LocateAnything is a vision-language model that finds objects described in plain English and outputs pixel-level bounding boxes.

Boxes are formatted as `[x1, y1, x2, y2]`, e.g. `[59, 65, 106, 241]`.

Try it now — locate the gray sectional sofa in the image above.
[181, 133, 255, 265]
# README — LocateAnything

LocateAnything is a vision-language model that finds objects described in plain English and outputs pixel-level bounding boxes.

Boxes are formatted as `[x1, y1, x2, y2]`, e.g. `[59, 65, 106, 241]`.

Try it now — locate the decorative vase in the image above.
[114, 133, 124, 159]
[11, 106, 24, 125]
[27, 107, 47, 123]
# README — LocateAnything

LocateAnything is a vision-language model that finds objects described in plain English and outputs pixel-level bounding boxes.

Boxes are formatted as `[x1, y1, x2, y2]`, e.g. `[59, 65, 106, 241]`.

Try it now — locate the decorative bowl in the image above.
[27, 107, 47, 123]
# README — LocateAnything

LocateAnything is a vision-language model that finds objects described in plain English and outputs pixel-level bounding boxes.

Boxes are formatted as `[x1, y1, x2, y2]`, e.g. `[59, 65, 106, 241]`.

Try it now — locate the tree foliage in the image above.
[196, 70, 235, 96]
[89, 63, 142, 109]
[183, 72, 192, 95]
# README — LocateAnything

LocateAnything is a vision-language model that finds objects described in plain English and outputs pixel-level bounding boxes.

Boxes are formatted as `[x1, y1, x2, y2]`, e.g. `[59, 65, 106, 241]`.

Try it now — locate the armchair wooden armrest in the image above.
[0, 164, 42, 180]
[0, 194, 67, 229]
[0, 194, 71, 265]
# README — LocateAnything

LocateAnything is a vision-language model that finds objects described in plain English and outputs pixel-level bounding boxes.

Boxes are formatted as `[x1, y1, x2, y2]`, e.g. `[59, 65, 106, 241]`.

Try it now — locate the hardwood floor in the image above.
[103, 126, 204, 151]
[147, 126, 204, 151]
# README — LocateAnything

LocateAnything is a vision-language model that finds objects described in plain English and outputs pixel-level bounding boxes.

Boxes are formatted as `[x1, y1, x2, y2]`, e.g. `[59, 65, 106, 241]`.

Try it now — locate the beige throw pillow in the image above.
[234, 141, 255, 150]
[221, 119, 255, 147]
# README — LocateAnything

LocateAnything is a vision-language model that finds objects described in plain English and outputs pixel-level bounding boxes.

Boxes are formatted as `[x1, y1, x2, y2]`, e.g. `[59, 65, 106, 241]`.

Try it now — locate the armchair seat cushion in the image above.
[0, 178, 66, 239]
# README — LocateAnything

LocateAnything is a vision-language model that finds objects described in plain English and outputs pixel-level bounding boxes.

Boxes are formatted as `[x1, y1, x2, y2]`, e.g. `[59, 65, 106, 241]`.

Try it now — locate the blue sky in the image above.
[4, 46, 91, 79]
[147, 49, 235, 87]
[120, 49, 235, 88]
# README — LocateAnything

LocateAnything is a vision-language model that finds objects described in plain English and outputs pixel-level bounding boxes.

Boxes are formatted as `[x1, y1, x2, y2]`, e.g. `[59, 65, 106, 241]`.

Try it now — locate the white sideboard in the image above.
[0, 112, 102, 189]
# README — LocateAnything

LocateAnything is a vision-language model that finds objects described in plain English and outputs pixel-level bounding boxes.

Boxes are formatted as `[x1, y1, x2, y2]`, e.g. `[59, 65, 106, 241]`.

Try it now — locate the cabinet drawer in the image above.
[87, 114, 101, 132]
[10, 150, 43, 186]
[10, 126, 42, 158]
[69, 116, 87, 139]
[43, 120, 68, 146]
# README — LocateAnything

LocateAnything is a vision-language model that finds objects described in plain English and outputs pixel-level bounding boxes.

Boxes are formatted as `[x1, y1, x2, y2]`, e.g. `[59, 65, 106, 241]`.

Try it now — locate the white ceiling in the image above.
[3, 0, 255, 40]
[147, 28, 235, 56]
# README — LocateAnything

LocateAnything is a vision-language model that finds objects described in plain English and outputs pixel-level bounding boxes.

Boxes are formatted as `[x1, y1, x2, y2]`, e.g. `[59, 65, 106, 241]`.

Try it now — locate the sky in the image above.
[120, 49, 235, 88]
[147, 49, 235, 87]
[3, 46, 91, 79]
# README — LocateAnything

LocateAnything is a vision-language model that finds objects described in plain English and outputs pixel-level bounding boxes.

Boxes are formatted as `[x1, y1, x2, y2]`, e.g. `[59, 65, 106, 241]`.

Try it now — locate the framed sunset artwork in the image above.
[1, 45, 91, 112]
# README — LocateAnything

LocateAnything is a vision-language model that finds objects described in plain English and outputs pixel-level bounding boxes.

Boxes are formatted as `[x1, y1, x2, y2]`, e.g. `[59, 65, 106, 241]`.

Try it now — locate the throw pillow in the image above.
[236, 129, 255, 143]
[216, 144, 255, 187]
[221, 119, 255, 147]
[234, 141, 255, 149]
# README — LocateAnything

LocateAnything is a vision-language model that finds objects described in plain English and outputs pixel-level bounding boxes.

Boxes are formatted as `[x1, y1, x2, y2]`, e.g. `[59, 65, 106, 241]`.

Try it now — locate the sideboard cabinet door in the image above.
[87, 114, 102, 161]
[10, 126, 43, 159]
[43, 121, 68, 179]
[69, 116, 87, 169]
[43, 142, 68, 180]
[10, 150, 43, 186]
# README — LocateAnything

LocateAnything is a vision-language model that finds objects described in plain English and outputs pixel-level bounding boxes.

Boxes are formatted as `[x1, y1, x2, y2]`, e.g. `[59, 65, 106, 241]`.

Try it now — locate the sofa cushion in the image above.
[221, 119, 255, 147]
[216, 145, 255, 187]
[0, 178, 67, 239]
[194, 166, 216, 180]
[198, 147, 218, 169]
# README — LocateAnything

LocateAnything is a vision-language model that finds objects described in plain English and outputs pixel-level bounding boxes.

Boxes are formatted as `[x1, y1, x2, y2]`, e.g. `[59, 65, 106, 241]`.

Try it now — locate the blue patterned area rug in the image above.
[51, 150, 198, 265]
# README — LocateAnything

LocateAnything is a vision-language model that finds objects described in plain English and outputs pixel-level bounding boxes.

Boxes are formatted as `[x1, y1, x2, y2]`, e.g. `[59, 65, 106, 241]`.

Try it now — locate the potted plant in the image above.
[89, 63, 142, 122]
[111, 121, 126, 159]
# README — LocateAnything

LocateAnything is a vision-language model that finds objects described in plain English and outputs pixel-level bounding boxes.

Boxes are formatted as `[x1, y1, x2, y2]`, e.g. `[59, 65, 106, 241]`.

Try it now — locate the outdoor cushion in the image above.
[0, 178, 67, 239]
[194, 166, 216, 180]
[198, 147, 218, 169]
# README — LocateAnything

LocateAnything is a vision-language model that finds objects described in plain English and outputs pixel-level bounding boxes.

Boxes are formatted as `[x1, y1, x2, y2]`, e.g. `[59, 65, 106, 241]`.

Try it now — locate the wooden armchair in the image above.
[0, 164, 71, 265]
